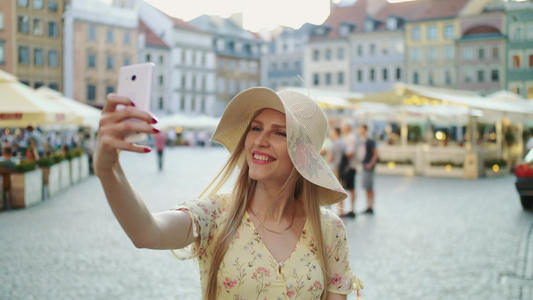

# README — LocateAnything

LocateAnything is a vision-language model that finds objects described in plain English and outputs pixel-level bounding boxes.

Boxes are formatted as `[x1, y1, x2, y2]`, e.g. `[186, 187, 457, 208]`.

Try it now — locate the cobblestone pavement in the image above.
[1, 147, 532, 300]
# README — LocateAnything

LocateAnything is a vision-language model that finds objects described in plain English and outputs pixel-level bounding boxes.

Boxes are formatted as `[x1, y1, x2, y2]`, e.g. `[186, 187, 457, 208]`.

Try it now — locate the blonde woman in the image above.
[94, 88, 363, 299]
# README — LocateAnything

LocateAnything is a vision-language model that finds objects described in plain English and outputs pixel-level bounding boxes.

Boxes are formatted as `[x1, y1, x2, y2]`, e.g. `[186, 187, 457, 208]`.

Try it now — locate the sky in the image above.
[144, 0, 343, 32]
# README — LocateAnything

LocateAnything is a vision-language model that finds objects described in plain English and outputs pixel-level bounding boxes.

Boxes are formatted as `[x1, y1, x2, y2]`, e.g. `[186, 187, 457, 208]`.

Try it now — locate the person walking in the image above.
[326, 127, 344, 180]
[358, 125, 378, 214]
[94, 87, 363, 299]
[339, 123, 358, 218]
[153, 131, 166, 171]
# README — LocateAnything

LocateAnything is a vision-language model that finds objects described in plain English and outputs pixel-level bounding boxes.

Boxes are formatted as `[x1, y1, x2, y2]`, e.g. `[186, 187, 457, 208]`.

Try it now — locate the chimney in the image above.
[230, 12, 243, 28]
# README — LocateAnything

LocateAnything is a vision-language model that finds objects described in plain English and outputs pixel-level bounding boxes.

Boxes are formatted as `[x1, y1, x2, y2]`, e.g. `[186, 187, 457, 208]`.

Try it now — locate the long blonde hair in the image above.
[200, 120, 331, 300]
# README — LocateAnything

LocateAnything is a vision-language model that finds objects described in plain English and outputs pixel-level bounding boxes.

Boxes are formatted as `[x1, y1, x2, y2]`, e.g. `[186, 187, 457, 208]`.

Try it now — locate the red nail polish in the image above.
[153, 128, 160, 133]
[143, 148, 151, 153]
[151, 118, 158, 124]
[130, 100, 136, 107]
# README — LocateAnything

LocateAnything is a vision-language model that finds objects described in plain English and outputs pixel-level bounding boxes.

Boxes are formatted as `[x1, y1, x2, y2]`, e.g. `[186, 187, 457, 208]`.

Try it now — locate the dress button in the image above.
[279, 261, 284, 267]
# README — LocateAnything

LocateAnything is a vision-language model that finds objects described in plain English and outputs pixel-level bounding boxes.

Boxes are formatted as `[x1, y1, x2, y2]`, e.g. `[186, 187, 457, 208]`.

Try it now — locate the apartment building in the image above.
[63, 0, 138, 105]
[0, 0, 64, 90]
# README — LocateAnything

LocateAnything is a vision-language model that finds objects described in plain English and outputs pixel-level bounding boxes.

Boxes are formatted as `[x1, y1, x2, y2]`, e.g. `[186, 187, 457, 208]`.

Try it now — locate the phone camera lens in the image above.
[131, 75, 136, 81]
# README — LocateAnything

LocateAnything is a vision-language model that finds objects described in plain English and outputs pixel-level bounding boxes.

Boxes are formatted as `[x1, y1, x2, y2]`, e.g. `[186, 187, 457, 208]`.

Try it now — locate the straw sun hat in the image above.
[212, 87, 348, 206]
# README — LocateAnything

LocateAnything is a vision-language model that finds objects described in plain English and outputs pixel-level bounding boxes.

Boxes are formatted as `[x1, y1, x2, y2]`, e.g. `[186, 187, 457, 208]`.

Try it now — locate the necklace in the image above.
[248, 203, 297, 235]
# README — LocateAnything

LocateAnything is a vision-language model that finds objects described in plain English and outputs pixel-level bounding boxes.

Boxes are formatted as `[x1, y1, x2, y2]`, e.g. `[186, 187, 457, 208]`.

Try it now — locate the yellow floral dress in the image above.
[171, 194, 363, 299]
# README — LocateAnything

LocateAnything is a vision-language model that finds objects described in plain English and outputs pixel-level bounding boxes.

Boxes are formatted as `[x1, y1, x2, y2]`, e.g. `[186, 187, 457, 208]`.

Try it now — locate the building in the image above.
[138, 20, 171, 117]
[189, 14, 264, 115]
[456, 6, 506, 95]
[261, 23, 317, 91]
[63, 0, 138, 105]
[0, 0, 64, 90]
[500, 1, 533, 99]
[305, 0, 383, 92]
[350, 0, 425, 93]
[139, 1, 217, 116]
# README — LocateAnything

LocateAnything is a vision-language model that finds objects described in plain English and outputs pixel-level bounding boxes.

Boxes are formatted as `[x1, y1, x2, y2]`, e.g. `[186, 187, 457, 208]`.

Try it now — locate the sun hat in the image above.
[211, 87, 348, 206]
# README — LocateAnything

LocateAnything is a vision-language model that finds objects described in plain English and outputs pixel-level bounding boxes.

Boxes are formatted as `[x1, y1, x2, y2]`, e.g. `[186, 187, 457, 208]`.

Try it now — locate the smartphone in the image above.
[116, 62, 155, 143]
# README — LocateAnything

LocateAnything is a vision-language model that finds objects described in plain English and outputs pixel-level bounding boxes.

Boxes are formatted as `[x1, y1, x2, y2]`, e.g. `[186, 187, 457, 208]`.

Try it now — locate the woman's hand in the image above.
[94, 94, 158, 175]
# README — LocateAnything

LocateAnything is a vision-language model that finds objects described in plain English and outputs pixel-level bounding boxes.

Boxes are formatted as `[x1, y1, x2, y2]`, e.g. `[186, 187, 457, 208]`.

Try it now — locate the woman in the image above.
[94, 87, 363, 299]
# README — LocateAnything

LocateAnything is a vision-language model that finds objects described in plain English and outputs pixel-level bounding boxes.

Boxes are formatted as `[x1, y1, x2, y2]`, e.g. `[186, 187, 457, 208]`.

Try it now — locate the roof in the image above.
[374, 0, 430, 21]
[170, 16, 198, 31]
[189, 15, 257, 40]
[408, 0, 471, 22]
[463, 24, 501, 36]
[310, 0, 367, 41]
[138, 20, 169, 48]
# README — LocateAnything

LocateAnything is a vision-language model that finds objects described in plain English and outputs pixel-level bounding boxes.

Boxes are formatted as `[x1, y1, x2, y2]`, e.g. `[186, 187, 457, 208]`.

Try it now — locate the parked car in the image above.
[516, 148, 533, 210]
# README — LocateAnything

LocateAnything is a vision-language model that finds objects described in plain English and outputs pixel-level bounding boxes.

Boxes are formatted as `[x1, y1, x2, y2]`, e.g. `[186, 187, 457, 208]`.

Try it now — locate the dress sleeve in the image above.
[322, 209, 364, 295]
[169, 194, 229, 260]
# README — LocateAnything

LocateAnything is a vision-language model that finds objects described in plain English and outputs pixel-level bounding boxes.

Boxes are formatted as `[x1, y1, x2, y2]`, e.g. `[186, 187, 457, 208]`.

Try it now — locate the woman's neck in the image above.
[250, 183, 296, 224]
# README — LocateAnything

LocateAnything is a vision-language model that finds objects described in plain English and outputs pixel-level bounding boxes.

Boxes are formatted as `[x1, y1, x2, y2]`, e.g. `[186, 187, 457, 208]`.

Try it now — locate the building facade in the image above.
[0, 0, 64, 90]
[261, 23, 317, 91]
[63, 0, 138, 105]
[456, 9, 506, 95]
[190, 14, 263, 115]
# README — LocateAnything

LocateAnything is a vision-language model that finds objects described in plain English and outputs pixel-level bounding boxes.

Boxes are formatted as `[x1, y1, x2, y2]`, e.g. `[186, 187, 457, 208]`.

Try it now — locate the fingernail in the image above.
[130, 100, 136, 107]
[151, 117, 158, 124]
[143, 148, 151, 153]
[153, 128, 160, 133]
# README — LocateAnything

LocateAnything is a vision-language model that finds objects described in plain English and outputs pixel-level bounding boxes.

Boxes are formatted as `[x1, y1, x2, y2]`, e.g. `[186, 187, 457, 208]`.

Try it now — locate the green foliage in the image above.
[37, 156, 55, 167]
[14, 161, 37, 173]
[66, 148, 85, 160]
[484, 159, 507, 168]
[378, 159, 413, 165]
[52, 154, 65, 164]
[430, 161, 464, 168]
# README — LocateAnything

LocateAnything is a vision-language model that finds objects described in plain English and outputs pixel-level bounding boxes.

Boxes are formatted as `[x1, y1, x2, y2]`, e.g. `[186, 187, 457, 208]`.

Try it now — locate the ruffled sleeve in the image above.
[322, 209, 364, 295]
[169, 194, 229, 261]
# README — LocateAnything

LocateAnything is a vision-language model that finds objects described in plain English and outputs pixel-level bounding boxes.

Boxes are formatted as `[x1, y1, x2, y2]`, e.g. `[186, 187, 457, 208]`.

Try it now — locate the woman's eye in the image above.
[251, 127, 262, 132]
[276, 132, 287, 137]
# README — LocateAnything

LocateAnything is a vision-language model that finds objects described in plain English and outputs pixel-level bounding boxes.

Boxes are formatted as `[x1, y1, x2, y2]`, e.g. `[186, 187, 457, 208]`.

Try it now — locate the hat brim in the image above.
[212, 87, 347, 206]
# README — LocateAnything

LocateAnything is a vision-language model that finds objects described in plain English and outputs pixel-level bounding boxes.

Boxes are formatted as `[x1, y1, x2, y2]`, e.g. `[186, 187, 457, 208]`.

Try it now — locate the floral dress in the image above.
[171, 194, 363, 299]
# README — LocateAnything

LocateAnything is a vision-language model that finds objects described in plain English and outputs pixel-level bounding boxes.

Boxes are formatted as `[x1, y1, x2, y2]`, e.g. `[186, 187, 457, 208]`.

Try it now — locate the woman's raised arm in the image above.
[94, 94, 198, 250]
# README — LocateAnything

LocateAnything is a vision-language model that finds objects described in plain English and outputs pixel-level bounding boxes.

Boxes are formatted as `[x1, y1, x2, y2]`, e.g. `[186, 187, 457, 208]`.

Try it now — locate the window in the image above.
[33, 19, 43, 36]
[444, 24, 454, 39]
[478, 47, 485, 60]
[411, 27, 421, 41]
[270, 61, 277, 71]
[428, 71, 435, 86]
[396, 67, 401, 80]
[18, 16, 30, 33]
[463, 47, 473, 61]
[382, 68, 388, 81]
[528, 24, 533, 40]
[313, 73, 319, 86]
[34, 82, 44, 89]
[159, 55, 164, 65]
[124, 58, 130, 66]
[445, 70, 452, 85]
[31, 48, 42, 66]
[325, 73, 332, 85]
[529, 86, 533, 99]
[106, 86, 114, 95]
[159, 97, 164, 110]
[217, 78, 226, 93]
[123, 32, 130, 45]
[87, 85, 96, 101]
[191, 97, 196, 111]
[106, 30, 113, 43]
[410, 48, 421, 62]
[427, 25, 437, 40]
[357, 45, 363, 56]
[18, 0, 28, 7]
[88, 54, 96, 68]
[511, 85, 521, 95]
[387, 17, 397, 30]
[325, 49, 332, 60]
[338, 48, 345, 60]
[146, 53, 151, 62]
[182, 75, 187, 89]
[491, 69, 499, 82]
[444, 45, 454, 61]
[477, 70, 485, 82]
[0, 42, 5, 64]
[492, 47, 499, 59]
[48, 50, 58, 67]
[413, 72, 419, 84]
[48, 83, 58, 91]
[180, 97, 185, 111]
[0, 13, 4, 30]
[18, 46, 29, 64]
[529, 54, 533, 68]
[88, 27, 96, 41]
[357, 69, 363, 82]
[427, 46, 437, 62]
[369, 44, 375, 56]
[382, 44, 388, 55]
[464, 68, 473, 83]
[48, 1, 58, 12]
[106, 56, 114, 70]
[364, 20, 374, 32]
[512, 53, 522, 68]
[33, 0, 43, 9]
[511, 24, 523, 41]
[48, 21, 58, 38]
[282, 61, 288, 70]
[370, 68, 375, 82]
[159, 75, 164, 86]
[313, 50, 319, 61]
[294, 61, 301, 70]
[338, 72, 344, 85]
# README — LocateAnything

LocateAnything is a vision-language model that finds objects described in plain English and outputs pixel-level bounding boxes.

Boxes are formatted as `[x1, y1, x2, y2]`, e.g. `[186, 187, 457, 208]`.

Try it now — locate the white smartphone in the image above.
[116, 62, 155, 143]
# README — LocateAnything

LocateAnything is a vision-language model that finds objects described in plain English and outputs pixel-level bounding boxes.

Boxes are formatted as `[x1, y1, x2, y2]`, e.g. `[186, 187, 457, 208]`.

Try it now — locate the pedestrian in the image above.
[339, 123, 358, 218]
[94, 88, 363, 299]
[153, 131, 166, 171]
[326, 127, 344, 180]
[26, 126, 45, 160]
[358, 125, 378, 214]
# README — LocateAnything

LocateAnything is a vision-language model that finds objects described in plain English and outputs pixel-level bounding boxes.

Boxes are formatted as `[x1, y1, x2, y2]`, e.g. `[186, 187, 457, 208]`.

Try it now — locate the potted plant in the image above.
[66, 148, 84, 184]
[38, 154, 63, 198]
[11, 161, 43, 208]
[375, 159, 415, 176]
[426, 160, 464, 178]
[55, 153, 70, 190]
[484, 159, 509, 177]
